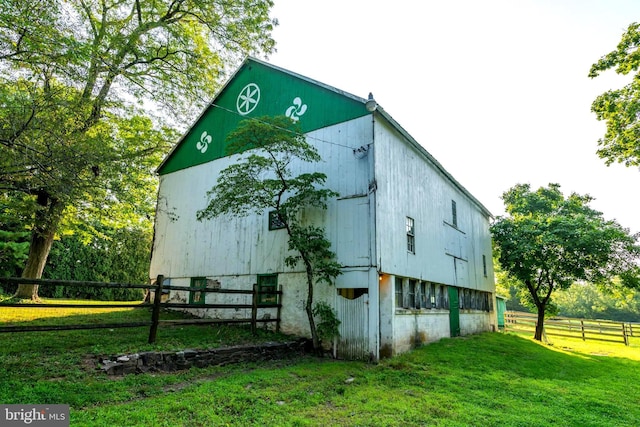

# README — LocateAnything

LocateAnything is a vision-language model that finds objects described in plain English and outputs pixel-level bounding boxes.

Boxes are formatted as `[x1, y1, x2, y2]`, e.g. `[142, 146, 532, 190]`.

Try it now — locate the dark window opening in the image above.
[268, 211, 286, 230]
[337, 288, 368, 300]
[190, 277, 207, 305]
[257, 274, 278, 305]
[451, 200, 458, 228]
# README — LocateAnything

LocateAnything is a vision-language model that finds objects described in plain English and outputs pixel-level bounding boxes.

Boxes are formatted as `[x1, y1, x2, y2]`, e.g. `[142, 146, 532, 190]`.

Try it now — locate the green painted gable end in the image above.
[158, 59, 370, 175]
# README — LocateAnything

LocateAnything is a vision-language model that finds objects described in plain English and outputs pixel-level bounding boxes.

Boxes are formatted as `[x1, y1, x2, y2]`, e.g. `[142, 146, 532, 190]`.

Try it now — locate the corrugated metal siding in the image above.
[334, 293, 370, 360]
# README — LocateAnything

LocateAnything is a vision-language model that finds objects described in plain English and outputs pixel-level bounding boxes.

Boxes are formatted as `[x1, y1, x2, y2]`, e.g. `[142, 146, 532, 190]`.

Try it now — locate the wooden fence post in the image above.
[251, 283, 258, 335]
[622, 323, 629, 346]
[581, 320, 585, 341]
[148, 274, 164, 344]
[276, 285, 283, 334]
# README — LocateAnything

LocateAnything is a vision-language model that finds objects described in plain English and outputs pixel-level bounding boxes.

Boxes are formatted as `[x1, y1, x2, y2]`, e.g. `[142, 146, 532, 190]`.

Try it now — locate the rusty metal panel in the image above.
[334, 293, 369, 360]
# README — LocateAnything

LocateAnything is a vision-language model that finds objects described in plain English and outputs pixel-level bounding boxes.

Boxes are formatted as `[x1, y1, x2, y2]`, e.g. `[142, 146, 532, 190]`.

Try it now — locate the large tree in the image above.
[589, 22, 640, 166]
[0, 0, 276, 299]
[491, 183, 640, 341]
[197, 116, 342, 352]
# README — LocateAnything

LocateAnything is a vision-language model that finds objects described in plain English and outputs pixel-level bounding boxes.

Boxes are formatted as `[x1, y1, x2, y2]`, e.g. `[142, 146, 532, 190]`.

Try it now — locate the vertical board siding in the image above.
[335, 293, 370, 360]
[150, 116, 373, 279]
[373, 119, 494, 292]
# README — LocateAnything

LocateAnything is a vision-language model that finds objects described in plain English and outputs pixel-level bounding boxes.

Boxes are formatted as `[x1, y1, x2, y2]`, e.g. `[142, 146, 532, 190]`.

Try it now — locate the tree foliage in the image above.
[589, 22, 640, 166]
[0, 0, 276, 299]
[198, 116, 342, 352]
[491, 183, 640, 340]
[554, 281, 640, 323]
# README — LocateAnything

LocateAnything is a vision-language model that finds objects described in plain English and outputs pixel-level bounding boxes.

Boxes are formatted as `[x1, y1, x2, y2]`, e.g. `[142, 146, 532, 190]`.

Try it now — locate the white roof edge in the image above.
[375, 106, 494, 219]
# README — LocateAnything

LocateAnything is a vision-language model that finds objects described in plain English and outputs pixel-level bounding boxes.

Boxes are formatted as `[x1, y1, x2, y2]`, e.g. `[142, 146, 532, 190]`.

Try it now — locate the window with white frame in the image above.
[406, 217, 415, 254]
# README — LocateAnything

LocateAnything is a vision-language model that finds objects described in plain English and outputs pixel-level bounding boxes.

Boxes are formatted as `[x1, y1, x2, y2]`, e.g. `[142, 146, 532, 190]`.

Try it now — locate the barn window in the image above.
[430, 283, 436, 308]
[419, 282, 427, 308]
[395, 277, 404, 308]
[439, 285, 448, 309]
[482, 254, 488, 277]
[406, 217, 415, 254]
[189, 277, 207, 305]
[257, 274, 278, 305]
[268, 211, 286, 230]
[451, 200, 458, 228]
[408, 280, 417, 308]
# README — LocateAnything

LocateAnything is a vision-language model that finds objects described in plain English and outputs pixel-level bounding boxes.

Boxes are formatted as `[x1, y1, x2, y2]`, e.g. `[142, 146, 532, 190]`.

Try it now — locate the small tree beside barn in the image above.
[491, 183, 640, 341]
[197, 116, 342, 352]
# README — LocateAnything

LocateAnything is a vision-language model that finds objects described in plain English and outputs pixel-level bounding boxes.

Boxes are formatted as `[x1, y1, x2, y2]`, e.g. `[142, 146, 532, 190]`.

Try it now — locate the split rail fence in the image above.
[504, 311, 638, 346]
[0, 275, 282, 343]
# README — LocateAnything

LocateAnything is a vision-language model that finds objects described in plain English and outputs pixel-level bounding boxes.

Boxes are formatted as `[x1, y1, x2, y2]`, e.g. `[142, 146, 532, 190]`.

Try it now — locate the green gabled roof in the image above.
[157, 57, 371, 175]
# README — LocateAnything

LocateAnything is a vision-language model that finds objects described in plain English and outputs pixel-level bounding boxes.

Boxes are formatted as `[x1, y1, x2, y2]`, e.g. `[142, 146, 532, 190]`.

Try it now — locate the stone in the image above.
[99, 340, 310, 376]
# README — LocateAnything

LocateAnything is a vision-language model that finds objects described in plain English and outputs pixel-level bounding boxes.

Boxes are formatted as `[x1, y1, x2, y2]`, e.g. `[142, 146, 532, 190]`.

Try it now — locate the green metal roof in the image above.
[157, 57, 370, 175]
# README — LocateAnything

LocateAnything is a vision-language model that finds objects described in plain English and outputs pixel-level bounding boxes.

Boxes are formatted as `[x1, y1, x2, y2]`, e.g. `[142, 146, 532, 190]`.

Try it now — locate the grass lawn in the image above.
[1, 301, 639, 426]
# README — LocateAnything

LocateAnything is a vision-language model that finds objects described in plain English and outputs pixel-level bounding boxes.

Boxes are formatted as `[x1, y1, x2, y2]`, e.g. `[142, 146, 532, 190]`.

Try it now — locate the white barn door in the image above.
[334, 292, 369, 360]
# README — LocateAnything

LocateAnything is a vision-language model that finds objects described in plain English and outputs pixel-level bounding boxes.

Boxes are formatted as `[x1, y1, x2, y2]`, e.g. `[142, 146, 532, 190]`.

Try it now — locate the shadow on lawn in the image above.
[0, 307, 288, 356]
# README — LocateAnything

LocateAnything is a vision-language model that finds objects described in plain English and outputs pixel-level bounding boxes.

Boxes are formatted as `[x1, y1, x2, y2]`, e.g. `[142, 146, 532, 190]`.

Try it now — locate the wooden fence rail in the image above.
[0, 275, 282, 344]
[504, 311, 639, 346]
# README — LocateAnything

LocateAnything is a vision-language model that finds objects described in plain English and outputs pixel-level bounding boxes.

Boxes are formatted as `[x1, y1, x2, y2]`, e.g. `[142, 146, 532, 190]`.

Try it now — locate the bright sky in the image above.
[268, 0, 640, 234]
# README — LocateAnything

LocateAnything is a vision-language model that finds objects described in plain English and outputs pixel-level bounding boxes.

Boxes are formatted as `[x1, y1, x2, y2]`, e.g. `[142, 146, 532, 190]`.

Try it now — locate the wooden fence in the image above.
[0, 275, 282, 343]
[504, 311, 639, 346]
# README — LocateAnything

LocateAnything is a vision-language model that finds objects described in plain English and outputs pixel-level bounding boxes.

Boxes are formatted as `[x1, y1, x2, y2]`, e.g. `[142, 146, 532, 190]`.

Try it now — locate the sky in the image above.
[267, 0, 640, 234]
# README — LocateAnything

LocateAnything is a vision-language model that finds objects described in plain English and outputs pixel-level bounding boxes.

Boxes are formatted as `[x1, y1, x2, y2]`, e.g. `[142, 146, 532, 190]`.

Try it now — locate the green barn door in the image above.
[448, 286, 461, 337]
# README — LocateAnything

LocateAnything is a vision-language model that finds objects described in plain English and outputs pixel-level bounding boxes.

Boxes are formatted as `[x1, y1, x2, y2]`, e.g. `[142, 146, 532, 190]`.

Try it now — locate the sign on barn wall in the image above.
[159, 58, 370, 175]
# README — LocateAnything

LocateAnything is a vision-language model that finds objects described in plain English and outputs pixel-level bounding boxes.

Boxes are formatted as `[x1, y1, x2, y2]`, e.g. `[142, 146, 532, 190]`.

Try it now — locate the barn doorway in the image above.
[334, 289, 369, 360]
[448, 286, 461, 337]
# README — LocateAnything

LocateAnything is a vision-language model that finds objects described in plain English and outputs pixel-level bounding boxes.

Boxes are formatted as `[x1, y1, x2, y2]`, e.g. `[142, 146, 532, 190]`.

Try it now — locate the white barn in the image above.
[150, 58, 496, 361]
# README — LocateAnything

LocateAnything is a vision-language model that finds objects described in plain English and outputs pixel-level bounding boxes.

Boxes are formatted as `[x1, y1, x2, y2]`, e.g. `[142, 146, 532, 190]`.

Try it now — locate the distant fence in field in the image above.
[504, 311, 638, 346]
[0, 275, 282, 343]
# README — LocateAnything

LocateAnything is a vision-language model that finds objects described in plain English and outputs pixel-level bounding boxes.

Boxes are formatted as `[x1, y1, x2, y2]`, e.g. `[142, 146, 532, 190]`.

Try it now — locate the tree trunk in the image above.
[534, 304, 546, 341]
[14, 192, 63, 300]
[302, 256, 320, 354]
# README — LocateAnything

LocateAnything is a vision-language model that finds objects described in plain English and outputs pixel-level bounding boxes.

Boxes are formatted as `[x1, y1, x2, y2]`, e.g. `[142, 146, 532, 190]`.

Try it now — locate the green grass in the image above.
[1, 302, 639, 426]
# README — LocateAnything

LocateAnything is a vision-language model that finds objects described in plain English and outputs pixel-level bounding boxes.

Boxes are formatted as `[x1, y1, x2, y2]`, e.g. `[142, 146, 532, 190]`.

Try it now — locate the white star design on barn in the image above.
[236, 83, 260, 115]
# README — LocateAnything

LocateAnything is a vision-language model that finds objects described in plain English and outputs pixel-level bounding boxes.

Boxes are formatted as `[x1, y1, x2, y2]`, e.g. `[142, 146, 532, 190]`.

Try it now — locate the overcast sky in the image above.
[267, 0, 640, 233]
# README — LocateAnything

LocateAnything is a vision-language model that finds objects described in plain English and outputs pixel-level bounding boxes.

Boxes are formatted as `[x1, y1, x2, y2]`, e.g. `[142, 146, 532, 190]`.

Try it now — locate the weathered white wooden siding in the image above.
[150, 116, 374, 280]
[334, 293, 369, 360]
[372, 118, 494, 293]
[151, 109, 495, 359]
[149, 116, 376, 338]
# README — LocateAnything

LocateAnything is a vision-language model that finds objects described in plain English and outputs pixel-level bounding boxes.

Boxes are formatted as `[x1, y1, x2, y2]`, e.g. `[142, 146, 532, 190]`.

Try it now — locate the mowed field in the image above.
[0, 301, 638, 426]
